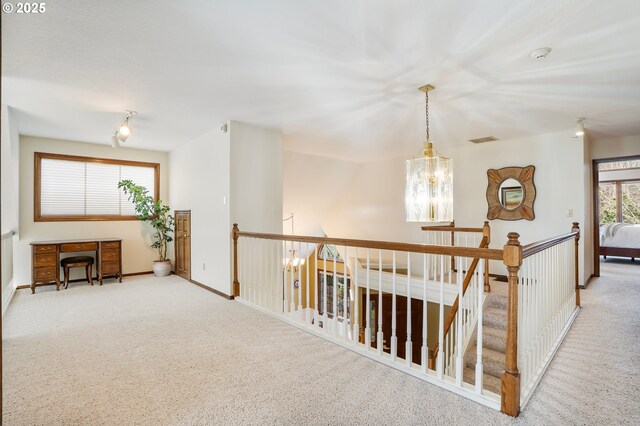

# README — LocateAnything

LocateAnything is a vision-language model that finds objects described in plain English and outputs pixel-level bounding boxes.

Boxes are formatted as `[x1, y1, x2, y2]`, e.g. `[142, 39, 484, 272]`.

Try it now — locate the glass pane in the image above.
[621, 181, 640, 224]
[405, 157, 453, 222]
[599, 183, 616, 224]
[40, 159, 85, 216]
[318, 272, 350, 319]
[599, 160, 640, 171]
[86, 163, 120, 215]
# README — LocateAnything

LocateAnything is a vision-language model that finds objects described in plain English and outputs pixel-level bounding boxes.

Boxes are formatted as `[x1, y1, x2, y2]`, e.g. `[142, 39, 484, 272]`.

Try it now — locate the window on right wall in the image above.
[599, 180, 640, 224]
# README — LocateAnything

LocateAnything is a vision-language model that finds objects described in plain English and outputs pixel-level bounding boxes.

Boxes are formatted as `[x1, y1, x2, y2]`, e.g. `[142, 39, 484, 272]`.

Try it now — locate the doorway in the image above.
[592, 155, 640, 277]
[175, 210, 191, 281]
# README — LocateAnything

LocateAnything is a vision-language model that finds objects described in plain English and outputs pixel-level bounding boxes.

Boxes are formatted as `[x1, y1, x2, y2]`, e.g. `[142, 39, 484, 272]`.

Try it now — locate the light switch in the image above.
[566, 209, 573, 218]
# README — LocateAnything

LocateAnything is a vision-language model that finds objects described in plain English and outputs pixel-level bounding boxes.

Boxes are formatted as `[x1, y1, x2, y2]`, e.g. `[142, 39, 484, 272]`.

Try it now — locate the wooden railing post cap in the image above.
[507, 232, 520, 246]
[571, 222, 580, 232]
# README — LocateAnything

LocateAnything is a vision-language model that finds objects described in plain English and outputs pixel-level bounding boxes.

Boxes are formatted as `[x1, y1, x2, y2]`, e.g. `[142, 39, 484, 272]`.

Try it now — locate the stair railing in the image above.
[427, 234, 489, 372]
[500, 223, 581, 416]
[231, 222, 580, 418]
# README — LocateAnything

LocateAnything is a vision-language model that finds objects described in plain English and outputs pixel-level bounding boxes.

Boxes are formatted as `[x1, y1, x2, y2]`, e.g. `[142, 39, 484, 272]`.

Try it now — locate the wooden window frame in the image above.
[34, 152, 160, 222]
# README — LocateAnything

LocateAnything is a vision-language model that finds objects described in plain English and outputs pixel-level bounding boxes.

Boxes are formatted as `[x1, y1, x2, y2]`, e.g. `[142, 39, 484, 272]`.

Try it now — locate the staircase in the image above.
[463, 291, 508, 395]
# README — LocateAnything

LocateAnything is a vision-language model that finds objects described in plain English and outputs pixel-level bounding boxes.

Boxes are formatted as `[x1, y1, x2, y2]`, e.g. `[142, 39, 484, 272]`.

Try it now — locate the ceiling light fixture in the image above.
[405, 84, 453, 223]
[529, 47, 551, 59]
[283, 213, 305, 272]
[111, 110, 137, 148]
[575, 117, 585, 136]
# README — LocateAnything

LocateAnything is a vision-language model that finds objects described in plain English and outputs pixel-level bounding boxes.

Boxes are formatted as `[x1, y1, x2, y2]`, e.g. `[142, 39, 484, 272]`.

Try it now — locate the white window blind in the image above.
[39, 157, 156, 218]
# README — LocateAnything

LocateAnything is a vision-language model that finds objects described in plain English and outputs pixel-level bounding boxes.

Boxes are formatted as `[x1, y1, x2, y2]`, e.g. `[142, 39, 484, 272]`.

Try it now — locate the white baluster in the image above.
[306, 242, 310, 324]
[455, 257, 463, 385]
[290, 240, 295, 313]
[333, 252, 338, 337]
[406, 252, 412, 367]
[323, 250, 328, 332]
[437, 255, 445, 379]
[313, 244, 318, 326]
[297, 241, 303, 315]
[365, 249, 371, 349]
[475, 258, 484, 393]
[343, 245, 348, 341]
[377, 249, 384, 356]
[353, 247, 359, 344]
[391, 251, 397, 361]
[422, 252, 428, 373]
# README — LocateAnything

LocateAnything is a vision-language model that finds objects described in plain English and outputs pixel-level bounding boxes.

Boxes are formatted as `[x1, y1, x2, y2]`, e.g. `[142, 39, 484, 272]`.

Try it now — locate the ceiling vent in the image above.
[469, 136, 498, 144]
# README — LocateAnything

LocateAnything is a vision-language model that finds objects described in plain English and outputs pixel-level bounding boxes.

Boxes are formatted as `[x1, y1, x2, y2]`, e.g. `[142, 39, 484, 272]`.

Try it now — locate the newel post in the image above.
[572, 222, 580, 307]
[483, 221, 491, 292]
[501, 232, 522, 417]
[232, 223, 240, 297]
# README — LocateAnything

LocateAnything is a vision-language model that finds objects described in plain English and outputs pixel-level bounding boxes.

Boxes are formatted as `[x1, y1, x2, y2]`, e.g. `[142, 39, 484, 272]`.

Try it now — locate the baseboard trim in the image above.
[579, 274, 595, 289]
[187, 278, 234, 300]
[16, 271, 151, 290]
[2, 279, 16, 317]
[122, 271, 153, 277]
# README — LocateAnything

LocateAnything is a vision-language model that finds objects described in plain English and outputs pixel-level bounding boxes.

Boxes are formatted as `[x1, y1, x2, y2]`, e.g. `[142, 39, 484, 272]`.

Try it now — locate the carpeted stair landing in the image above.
[463, 291, 508, 395]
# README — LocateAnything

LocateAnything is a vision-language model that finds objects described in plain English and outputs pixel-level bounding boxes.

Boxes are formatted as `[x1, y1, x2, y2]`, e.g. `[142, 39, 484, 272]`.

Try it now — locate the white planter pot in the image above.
[152, 260, 172, 277]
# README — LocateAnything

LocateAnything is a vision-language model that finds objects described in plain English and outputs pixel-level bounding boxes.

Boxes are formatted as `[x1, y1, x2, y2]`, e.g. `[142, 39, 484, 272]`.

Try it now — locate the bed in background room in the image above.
[599, 223, 640, 261]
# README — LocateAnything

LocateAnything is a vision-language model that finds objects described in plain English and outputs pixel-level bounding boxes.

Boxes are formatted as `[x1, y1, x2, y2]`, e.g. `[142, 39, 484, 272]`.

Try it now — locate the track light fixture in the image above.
[111, 110, 137, 148]
[575, 118, 585, 137]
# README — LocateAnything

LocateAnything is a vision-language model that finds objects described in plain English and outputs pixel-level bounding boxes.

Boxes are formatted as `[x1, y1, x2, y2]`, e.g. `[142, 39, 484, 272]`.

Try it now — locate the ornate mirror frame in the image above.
[486, 165, 536, 221]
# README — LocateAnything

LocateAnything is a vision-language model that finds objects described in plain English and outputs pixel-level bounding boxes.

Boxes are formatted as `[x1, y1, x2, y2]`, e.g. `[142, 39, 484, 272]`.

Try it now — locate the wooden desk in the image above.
[30, 238, 123, 294]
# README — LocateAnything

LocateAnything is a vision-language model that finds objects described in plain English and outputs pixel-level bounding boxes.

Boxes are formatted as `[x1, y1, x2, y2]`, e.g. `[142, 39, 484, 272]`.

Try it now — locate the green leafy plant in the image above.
[118, 180, 174, 261]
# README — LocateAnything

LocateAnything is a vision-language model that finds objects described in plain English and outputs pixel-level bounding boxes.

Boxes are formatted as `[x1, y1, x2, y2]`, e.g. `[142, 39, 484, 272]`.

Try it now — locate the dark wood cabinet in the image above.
[30, 238, 123, 294]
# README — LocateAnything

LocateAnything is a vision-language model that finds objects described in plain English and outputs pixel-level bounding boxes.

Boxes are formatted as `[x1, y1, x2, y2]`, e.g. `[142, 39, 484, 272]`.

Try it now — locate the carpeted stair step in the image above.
[464, 345, 505, 378]
[483, 306, 507, 330]
[463, 366, 502, 395]
[485, 293, 508, 310]
[480, 325, 507, 353]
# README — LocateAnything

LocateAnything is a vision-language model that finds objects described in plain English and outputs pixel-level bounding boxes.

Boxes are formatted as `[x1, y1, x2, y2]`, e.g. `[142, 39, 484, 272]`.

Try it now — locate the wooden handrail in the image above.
[420, 226, 484, 233]
[522, 231, 578, 258]
[236, 230, 504, 260]
[428, 236, 489, 370]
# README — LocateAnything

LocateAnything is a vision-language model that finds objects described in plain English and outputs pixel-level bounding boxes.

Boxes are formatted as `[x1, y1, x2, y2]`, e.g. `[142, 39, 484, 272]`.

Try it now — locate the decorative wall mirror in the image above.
[486, 165, 536, 221]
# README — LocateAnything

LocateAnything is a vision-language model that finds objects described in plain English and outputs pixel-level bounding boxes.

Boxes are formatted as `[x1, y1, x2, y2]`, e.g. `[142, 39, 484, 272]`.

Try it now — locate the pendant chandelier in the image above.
[405, 84, 453, 223]
[283, 213, 305, 272]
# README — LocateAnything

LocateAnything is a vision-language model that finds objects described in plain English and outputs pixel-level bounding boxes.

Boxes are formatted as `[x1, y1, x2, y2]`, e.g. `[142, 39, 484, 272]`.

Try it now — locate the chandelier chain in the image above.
[425, 90, 429, 142]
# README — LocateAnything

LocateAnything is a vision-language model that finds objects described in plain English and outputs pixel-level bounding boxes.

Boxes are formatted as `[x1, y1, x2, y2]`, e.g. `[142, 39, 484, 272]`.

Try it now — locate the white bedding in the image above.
[600, 223, 640, 248]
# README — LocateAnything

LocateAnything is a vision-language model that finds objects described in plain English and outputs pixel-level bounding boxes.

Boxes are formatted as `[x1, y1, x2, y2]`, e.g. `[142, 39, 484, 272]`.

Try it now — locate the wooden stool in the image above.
[61, 256, 94, 289]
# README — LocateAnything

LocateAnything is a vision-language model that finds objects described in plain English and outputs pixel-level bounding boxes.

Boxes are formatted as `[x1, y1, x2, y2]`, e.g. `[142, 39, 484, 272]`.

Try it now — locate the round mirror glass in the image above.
[499, 178, 524, 210]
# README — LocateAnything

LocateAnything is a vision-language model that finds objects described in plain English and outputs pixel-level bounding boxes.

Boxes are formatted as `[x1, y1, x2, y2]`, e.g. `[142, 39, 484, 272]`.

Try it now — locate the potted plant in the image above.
[118, 180, 174, 277]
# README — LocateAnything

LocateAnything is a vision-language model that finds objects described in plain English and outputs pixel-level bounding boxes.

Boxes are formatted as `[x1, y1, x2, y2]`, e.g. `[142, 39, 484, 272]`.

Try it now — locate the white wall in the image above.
[170, 127, 231, 295]
[16, 136, 169, 285]
[283, 151, 359, 236]
[590, 134, 640, 160]
[1, 105, 20, 311]
[287, 129, 593, 283]
[169, 121, 283, 297]
[230, 121, 283, 234]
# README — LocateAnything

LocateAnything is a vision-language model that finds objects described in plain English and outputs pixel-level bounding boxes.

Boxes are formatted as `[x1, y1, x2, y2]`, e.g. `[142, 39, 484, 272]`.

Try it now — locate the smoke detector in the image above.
[529, 47, 551, 59]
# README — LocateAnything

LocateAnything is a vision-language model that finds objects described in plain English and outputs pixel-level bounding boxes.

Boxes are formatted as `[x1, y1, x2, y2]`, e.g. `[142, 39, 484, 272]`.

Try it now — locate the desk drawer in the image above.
[34, 253, 56, 267]
[102, 241, 120, 250]
[102, 261, 120, 274]
[34, 245, 56, 254]
[34, 267, 57, 282]
[102, 249, 120, 261]
[61, 242, 98, 252]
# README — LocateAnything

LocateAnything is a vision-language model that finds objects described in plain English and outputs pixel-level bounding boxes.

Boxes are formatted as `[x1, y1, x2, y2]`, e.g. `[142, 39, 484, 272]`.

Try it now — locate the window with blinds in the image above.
[35, 153, 159, 221]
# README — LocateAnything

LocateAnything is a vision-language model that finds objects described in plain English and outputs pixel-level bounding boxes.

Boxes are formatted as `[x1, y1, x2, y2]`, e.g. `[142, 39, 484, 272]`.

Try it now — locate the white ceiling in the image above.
[2, 0, 640, 162]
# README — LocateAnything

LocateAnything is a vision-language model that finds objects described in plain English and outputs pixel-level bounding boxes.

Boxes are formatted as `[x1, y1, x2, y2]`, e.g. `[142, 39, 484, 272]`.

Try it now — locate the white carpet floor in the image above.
[2, 259, 640, 425]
